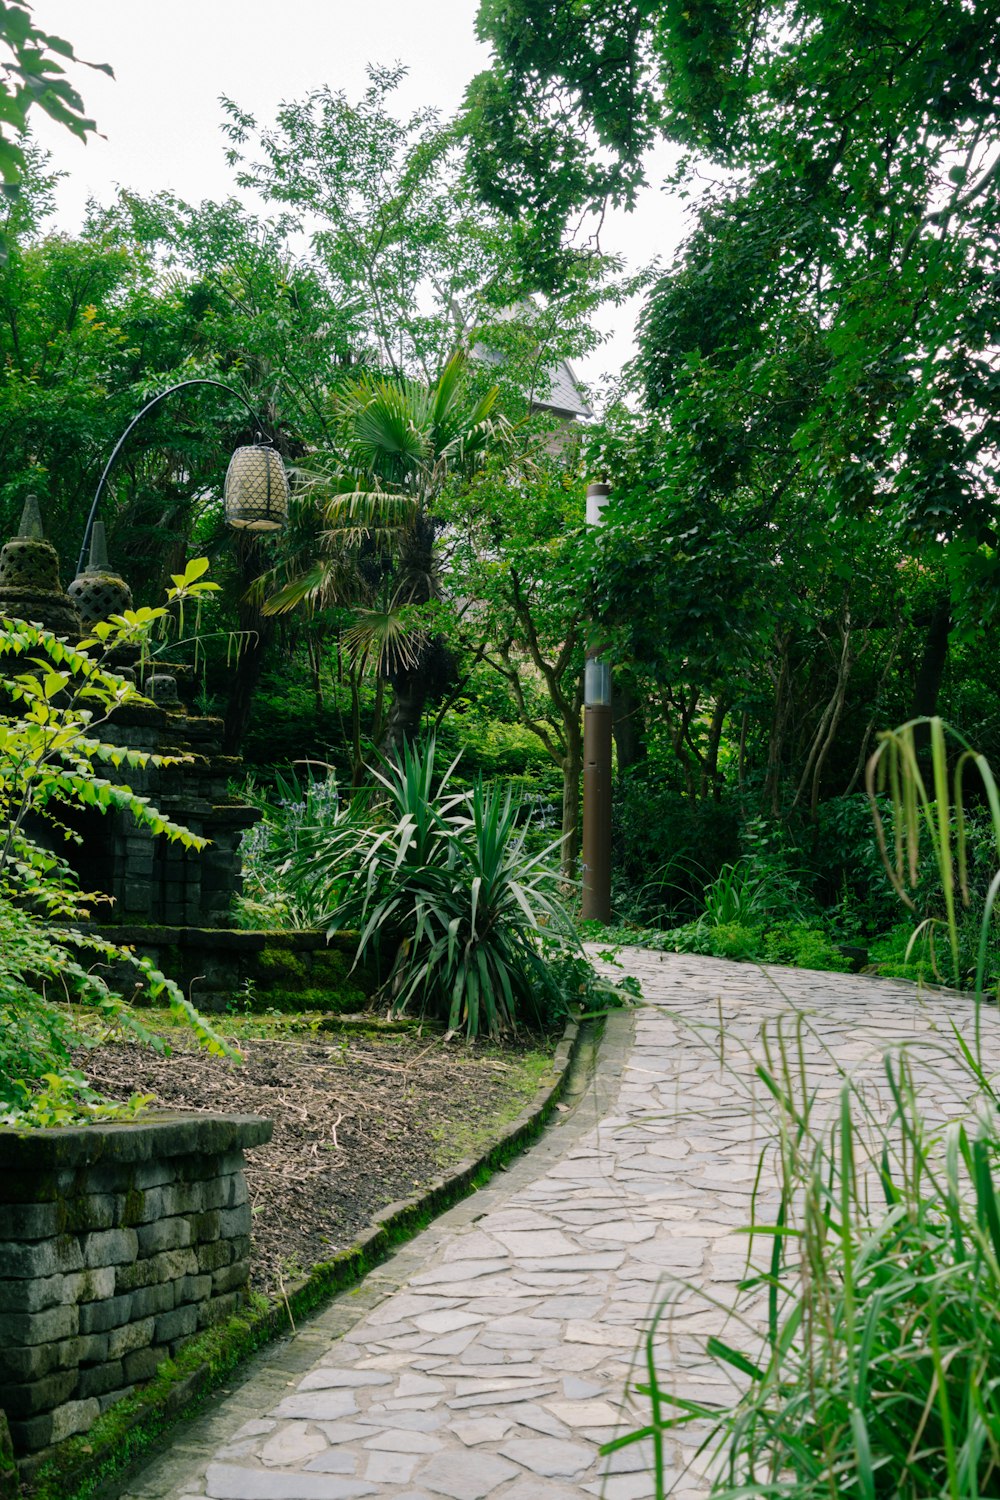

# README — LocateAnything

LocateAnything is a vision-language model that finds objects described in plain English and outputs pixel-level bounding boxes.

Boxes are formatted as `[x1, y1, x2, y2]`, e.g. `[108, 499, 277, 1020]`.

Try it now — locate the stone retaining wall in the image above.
[0, 1113, 271, 1461]
[86, 926, 375, 1014]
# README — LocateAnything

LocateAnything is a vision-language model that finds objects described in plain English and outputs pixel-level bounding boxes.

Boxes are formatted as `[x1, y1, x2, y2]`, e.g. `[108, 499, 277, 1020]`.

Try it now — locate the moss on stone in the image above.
[310, 949, 349, 981]
[255, 948, 308, 981]
[0, 1410, 19, 1499]
[121, 1188, 145, 1228]
[244, 985, 369, 1015]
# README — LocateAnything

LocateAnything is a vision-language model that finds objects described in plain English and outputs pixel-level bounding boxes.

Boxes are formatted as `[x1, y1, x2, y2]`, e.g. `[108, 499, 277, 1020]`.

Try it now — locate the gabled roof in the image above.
[538, 354, 593, 421]
[468, 301, 593, 421]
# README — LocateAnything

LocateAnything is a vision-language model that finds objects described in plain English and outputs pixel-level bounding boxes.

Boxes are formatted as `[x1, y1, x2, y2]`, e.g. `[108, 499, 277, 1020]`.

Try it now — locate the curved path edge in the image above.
[57, 949, 996, 1500]
[26, 1016, 599, 1500]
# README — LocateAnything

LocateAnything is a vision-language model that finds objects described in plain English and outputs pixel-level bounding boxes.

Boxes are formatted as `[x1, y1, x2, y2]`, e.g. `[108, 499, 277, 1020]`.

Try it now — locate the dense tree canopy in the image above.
[0, 2, 110, 255]
[465, 0, 1000, 813]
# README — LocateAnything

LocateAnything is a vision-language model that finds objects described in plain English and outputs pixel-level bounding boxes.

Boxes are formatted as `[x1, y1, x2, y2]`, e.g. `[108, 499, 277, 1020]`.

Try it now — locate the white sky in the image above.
[28, 0, 687, 389]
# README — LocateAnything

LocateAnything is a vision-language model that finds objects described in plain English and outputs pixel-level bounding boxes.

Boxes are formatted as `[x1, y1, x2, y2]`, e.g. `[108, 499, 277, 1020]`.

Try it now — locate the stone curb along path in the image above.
[119, 951, 1000, 1500]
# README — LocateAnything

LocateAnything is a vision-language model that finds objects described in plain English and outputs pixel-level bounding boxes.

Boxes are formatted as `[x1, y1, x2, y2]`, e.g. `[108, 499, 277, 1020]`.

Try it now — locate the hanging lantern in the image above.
[223, 443, 289, 532]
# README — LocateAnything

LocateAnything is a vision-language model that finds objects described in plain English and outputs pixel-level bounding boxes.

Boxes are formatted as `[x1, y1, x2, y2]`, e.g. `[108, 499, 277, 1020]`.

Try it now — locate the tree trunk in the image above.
[700, 697, 727, 800]
[379, 514, 436, 758]
[763, 631, 793, 816]
[379, 664, 430, 758]
[222, 537, 276, 756]
[910, 591, 951, 720]
[909, 590, 951, 770]
[613, 676, 646, 772]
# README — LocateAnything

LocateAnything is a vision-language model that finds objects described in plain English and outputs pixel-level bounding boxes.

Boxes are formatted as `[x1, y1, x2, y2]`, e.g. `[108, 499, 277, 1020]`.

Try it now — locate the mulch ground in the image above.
[83, 1029, 547, 1294]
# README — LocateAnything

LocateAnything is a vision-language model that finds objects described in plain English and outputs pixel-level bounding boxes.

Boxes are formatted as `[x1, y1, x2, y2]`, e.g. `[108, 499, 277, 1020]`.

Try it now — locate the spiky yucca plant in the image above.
[281, 738, 577, 1038]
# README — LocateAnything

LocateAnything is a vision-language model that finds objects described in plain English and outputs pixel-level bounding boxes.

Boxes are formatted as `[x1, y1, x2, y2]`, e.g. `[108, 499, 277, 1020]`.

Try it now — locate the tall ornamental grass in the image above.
[614, 718, 1000, 1498]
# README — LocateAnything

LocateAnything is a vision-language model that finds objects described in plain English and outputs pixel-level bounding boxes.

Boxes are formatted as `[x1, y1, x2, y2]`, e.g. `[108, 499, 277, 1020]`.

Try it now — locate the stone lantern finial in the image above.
[0, 496, 82, 638]
[17, 494, 45, 540]
[68, 519, 134, 626]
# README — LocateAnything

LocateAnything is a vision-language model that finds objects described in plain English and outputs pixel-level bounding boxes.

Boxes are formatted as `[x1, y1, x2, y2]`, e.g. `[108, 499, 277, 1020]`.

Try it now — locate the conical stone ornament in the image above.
[68, 521, 133, 626]
[0, 496, 81, 637]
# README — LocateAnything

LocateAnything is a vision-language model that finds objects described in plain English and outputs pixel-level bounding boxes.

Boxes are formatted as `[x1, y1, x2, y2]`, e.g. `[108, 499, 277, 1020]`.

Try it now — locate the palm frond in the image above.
[263, 558, 359, 616]
[343, 609, 426, 676]
[323, 487, 420, 534]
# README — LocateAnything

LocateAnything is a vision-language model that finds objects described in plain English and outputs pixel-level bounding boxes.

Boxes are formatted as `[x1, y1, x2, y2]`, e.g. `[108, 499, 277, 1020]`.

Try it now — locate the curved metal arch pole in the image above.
[76, 377, 268, 577]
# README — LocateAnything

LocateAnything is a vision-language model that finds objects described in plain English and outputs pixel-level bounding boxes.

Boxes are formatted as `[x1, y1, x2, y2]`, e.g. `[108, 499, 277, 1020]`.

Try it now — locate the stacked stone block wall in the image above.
[87, 925, 374, 1014]
[0, 1114, 271, 1460]
[68, 698, 260, 929]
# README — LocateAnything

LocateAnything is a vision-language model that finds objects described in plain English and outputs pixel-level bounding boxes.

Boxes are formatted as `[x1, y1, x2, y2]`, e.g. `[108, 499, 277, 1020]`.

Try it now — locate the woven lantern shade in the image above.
[223, 444, 288, 531]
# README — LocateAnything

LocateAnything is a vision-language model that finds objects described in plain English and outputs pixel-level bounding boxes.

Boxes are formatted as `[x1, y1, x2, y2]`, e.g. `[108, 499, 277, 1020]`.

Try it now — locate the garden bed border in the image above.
[22, 1016, 591, 1500]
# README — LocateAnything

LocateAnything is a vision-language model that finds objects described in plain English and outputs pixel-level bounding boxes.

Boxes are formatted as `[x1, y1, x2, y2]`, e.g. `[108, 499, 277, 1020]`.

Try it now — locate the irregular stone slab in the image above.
[410, 1260, 509, 1286]
[272, 1392, 358, 1422]
[441, 1232, 506, 1261]
[415, 1449, 519, 1500]
[564, 1320, 636, 1348]
[413, 1310, 486, 1333]
[491, 1230, 580, 1257]
[501, 1482, 587, 1500]
[361, 1294, 460, 1325]
[396, 1374, 447, 1396]
[499, 1436, 594, 1477]
[260, 1424, 329, 1467]
[231, 1419, 278, 1440]
[533, 1295, 607, 1318]
[298, 1370, 391, 1391]
[362, 1429, 443, 1453]
[518, 1253, 625, 1271]
[583, 1472, 659, 1499]
[205, 1465, 376, 1499]
[316, 1423, 372, 1445]
[581, 1221, 657, 1243]
[562, 1377, 607, 1398]
[416, 1328, 482, 1355]
[494, 1401, 572, 1438]
[446, 1385, 558, 1410]
[304, 1452, 358, 1475]
[544, 1398, 624, 1428]
[364, 1450, 419, 1483]
[450, 1417, 513, 1445]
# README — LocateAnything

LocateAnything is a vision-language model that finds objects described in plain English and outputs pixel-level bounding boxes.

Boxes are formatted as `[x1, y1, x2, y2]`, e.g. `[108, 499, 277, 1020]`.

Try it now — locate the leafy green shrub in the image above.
[761, 923, 850, 972]
[811, 792, 902, 935]
[613, 769, 741, 925]
[0, 588, 230, 1125]
[275, 738, 582, 1038]
[664, 920, 762, 960]
[702, 856, 813, 928]
[235, 769, 373, 929]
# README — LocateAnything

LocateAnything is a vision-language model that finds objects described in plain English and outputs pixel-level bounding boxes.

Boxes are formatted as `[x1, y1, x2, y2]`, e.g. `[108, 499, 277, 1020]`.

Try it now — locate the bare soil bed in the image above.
[83, 1024, 552, 1294]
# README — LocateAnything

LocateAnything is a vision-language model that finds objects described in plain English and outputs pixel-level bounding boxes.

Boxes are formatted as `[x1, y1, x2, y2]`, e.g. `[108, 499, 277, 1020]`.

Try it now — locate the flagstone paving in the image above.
[121, 952, 1000, 1500]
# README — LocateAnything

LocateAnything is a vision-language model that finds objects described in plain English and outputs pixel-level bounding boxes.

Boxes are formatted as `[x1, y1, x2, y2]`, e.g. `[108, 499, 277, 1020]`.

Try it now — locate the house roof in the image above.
[469, 301, 593, 421]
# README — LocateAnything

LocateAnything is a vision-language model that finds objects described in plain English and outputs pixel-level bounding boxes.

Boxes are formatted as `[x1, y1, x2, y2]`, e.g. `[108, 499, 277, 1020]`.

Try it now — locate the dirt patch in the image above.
[82, 1027, 552, 1294]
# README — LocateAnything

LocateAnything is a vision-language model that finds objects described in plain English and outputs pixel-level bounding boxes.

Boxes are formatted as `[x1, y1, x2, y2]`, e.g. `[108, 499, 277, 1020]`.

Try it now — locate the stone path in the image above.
[122, 951, 1000, 1500]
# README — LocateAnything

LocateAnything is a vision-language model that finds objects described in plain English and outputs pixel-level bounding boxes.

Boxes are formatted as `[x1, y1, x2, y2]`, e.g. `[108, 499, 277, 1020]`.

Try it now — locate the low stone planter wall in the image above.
[86, 925, 374, 1014]
[0, 1112, 271, 1463]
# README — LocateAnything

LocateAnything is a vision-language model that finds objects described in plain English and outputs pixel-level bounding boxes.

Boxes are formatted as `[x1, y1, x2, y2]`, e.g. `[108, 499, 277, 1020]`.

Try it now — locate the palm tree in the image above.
[265, 350, 510, 756]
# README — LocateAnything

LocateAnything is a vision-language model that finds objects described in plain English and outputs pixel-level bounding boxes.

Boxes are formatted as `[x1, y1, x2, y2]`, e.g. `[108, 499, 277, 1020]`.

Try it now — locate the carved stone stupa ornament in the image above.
[0, 496, 82, 637]
[67, 520, 134, 626]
